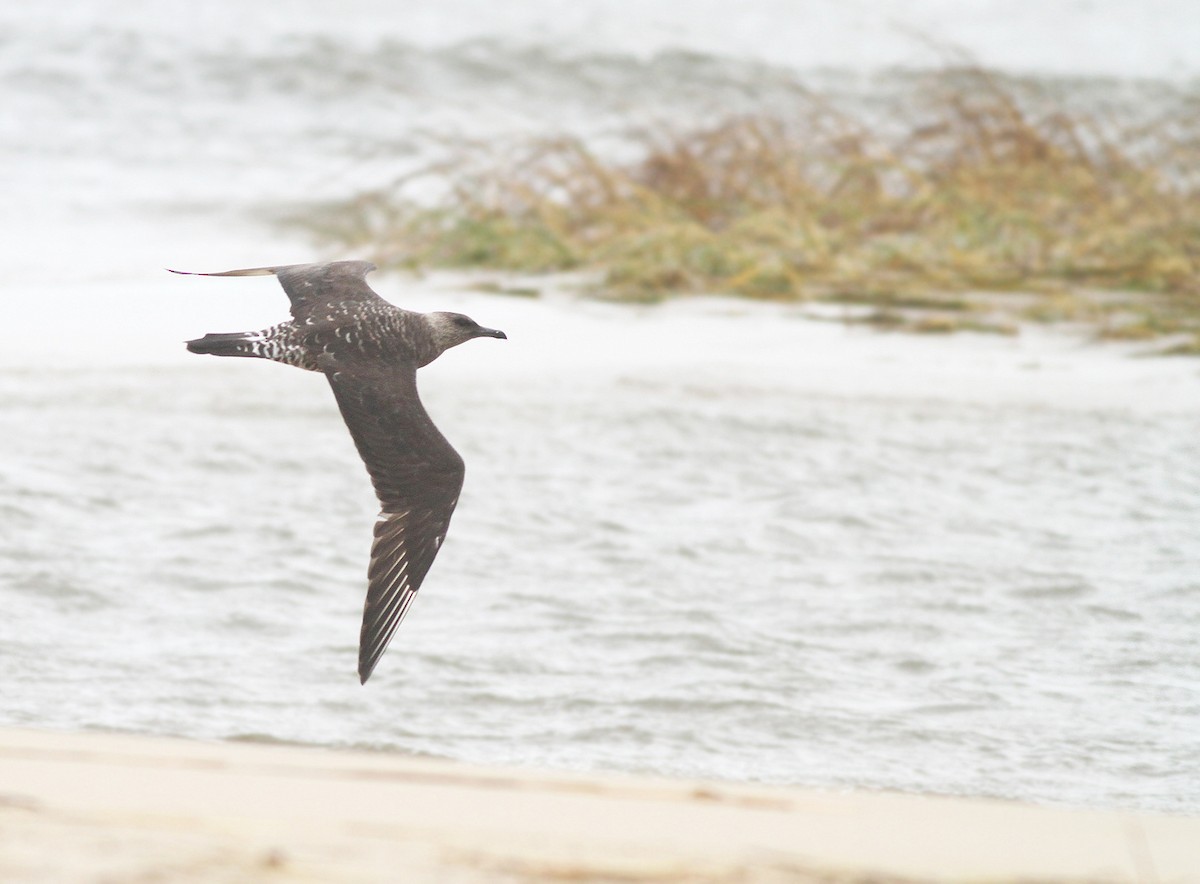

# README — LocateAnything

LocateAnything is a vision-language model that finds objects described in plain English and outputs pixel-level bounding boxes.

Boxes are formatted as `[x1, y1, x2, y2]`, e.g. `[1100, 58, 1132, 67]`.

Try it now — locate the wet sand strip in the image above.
[0, 727, 1194, 882]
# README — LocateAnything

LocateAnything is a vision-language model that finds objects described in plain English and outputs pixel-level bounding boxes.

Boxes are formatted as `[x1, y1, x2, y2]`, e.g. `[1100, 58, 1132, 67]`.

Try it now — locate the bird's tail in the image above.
[185, 324, 316, 370]
[185, 330, 269, 358]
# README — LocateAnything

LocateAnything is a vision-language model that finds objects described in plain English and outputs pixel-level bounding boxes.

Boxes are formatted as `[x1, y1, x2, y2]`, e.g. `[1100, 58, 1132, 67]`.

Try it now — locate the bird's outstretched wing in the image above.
[169, 261, 383, 323]
[323, 358, 466, 684]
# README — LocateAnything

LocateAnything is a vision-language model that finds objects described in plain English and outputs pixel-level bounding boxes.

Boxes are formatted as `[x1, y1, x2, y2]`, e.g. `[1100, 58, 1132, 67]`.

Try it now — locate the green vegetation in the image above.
[291, 66, 1200, 348]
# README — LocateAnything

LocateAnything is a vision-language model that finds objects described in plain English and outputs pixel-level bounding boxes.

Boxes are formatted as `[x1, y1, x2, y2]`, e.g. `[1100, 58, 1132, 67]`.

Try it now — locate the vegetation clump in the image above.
[293, 66, 1200, 346]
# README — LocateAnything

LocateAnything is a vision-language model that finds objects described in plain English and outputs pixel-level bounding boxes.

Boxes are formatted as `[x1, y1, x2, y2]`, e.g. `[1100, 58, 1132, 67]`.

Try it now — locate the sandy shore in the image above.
[0, 728, 1196, 882]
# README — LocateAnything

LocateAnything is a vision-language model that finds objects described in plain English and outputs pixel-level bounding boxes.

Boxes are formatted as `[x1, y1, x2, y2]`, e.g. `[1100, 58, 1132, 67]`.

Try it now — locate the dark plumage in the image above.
[175, 260, 506, 684]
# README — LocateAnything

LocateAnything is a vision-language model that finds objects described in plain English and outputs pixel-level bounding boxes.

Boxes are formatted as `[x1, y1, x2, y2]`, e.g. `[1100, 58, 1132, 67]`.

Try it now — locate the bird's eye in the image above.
[454, 316, 473, 327]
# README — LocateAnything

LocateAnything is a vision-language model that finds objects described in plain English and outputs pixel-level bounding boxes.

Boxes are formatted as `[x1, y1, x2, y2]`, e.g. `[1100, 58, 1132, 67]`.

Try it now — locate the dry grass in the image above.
[292, 65, 1200, 346]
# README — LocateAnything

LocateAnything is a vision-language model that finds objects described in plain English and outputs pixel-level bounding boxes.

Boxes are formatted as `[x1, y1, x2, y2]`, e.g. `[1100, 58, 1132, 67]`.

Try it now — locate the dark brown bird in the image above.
[174, 260, 506, 684]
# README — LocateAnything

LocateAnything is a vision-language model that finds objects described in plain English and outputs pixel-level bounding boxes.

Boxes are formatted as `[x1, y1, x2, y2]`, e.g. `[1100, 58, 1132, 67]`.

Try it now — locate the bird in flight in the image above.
[175, 261, 506, 684]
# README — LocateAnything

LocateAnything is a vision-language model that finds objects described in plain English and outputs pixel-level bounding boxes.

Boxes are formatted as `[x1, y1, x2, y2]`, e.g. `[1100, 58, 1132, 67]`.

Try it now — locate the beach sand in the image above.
[0, 727, 1195, 882]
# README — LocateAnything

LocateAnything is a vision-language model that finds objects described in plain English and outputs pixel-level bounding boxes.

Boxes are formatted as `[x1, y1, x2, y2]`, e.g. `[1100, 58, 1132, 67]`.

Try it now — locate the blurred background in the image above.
[1, 0, 1198, 814]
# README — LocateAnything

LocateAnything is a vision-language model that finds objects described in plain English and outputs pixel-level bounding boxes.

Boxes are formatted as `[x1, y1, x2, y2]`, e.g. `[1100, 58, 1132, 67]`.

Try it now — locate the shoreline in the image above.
[1, 727, 1196, 882]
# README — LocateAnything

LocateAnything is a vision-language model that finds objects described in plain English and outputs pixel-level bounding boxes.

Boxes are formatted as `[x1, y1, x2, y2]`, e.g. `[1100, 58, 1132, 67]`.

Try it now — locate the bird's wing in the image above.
[169, 261, 383, 321]
[323, 358, 466, 684]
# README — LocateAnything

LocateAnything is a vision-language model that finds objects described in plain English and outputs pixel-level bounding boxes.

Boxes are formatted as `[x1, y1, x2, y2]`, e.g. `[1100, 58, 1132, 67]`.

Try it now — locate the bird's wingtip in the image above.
[166, 266, 282, 278]
[358, 654, 375, 685]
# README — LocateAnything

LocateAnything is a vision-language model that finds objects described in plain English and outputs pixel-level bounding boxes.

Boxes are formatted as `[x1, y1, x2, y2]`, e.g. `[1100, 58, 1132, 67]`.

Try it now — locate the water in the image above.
[2, 1, 1200, 815]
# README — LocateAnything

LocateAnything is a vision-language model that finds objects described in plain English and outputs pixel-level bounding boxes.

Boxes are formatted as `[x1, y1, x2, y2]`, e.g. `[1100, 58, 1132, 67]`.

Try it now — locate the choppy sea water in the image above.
[2, 0, 1199, 815]
[4, 283, 1199, 814]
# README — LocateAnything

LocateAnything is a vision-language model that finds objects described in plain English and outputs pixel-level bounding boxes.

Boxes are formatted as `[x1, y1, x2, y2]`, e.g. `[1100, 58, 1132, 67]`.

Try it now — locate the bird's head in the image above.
[426, 312, 507, 354]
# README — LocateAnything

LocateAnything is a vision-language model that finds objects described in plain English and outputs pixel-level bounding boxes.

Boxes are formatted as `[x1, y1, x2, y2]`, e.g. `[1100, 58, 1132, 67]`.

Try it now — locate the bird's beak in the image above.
[478, 327, 507, 340]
